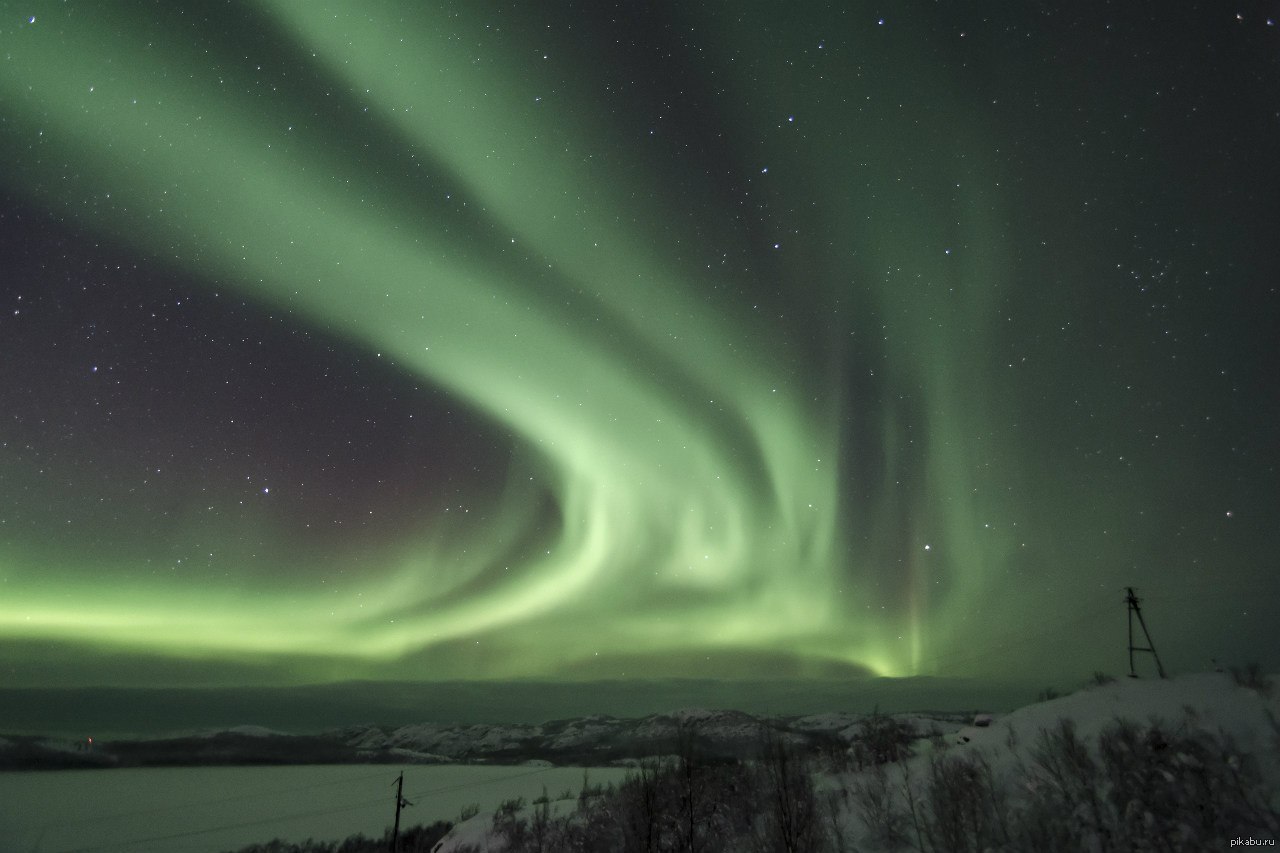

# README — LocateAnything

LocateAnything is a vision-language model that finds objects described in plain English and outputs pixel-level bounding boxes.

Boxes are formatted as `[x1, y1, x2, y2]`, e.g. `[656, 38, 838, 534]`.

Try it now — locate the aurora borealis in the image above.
[1, 2, 1278, 715]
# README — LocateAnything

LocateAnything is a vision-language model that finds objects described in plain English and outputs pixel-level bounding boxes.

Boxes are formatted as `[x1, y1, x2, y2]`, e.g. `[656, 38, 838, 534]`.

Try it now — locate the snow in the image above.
[371, 722, 545, 757]
[435, 797, 581, 853]
[0, 763, 629, 853]
[545, 718, 620, 750]
[387, 746, 452, 762]
[428, 672, 1280, 851]
[3, 673, 1273, 852]
[825, 672, 1280, 847]
[948, 672, 1278, 771]
[214, 724, 290, 738]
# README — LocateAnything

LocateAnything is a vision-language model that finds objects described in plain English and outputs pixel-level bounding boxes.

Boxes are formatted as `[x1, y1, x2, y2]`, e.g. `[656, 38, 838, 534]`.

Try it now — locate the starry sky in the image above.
[1, 1, 1278, 715]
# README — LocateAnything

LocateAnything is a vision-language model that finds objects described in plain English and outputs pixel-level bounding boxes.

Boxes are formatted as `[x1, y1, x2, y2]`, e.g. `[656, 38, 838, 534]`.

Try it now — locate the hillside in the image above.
[433, 671, 1280, 851]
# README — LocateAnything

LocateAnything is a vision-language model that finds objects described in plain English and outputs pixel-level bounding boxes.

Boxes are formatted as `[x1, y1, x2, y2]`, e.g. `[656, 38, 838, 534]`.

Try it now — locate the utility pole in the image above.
[390, 771, 413, 852]
[1125, 586, 1167, 679]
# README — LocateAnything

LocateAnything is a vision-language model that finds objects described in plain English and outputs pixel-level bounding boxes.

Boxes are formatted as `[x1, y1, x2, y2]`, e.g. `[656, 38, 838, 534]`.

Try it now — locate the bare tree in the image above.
[756, 725, 827, 853]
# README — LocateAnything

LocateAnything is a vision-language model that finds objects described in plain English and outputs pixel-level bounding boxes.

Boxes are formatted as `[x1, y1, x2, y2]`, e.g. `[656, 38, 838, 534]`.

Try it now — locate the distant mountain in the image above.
[0, 707, 973, 770]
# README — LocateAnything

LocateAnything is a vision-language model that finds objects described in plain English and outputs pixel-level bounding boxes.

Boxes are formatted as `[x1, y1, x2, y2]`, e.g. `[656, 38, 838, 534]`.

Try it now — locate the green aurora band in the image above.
[1, 2, 1038, 684]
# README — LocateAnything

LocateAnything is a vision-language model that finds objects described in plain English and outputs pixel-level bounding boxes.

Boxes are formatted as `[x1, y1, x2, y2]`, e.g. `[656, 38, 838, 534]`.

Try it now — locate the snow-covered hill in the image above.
[946, 671, 1278, 773]
[432, 672, 1280, 851]
[0, 705, 960, 769]
[327, 705, 952, 766]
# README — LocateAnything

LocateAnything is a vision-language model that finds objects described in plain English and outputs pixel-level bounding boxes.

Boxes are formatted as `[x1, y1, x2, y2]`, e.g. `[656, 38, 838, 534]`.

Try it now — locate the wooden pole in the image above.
[1127, 588, 1136, 677]
[1125, 586, 1167, 679]
[390, 771, 410, 852]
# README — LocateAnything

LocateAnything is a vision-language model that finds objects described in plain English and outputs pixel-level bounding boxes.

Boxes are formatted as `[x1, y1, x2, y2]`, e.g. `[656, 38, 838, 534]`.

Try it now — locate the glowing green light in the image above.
[0, 2, 1029, 685]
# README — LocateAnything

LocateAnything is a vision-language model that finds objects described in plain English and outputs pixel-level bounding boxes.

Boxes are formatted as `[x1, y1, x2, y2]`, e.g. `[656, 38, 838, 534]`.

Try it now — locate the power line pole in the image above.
[390, 771, 413, 852]
[1125, 586, 1167, 679]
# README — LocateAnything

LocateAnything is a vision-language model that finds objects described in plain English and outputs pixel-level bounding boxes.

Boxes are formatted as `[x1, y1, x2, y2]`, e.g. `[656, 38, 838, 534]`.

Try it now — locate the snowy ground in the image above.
[4, 673, 1273, 852]
[827, 672, 1280, 848]
[0, 763, 629, 853]
[926, 671, 1280, 781]
[431, 672, 1280, 851]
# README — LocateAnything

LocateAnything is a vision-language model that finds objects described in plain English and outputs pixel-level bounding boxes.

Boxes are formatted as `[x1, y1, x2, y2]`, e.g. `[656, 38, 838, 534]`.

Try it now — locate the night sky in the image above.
[2, 2, 1278, 716]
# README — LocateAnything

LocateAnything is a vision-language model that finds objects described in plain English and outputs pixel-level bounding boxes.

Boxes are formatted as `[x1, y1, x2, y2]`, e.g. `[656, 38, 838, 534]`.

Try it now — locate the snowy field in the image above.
[0, 763, 629, 853]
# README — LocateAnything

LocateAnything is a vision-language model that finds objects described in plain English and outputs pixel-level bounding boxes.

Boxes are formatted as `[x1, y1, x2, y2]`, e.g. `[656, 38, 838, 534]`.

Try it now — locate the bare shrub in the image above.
[1030, 718, 1109, 841]
[581, 736, 760, 852]
[615, 758, 662, 853]
[673, 721, 709, 853]
[851, 708, 915, 769]
[455, 711, 1278, 853]
[755, 726, 828, 853]
[1004, 715, 1280, 852]
[920, 751, 1007, 853]
[228, 821, 452, 853]
[492, 796, 528, 850]
[1098, 718, 1279, 850]
[849, 761, 907, 849]
[822, 788, 850, 853]
[526, 787, 553, 853]
[1231, 662, 1274, 696]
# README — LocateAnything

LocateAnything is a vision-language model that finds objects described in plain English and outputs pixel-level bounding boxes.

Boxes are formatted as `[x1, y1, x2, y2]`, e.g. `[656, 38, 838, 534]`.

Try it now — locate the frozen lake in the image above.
[0, 763, 629, 852]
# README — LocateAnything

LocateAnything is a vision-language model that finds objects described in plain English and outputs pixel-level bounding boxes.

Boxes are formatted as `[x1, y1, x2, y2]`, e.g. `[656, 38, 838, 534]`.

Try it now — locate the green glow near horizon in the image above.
[0, 2, 1027, 683]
